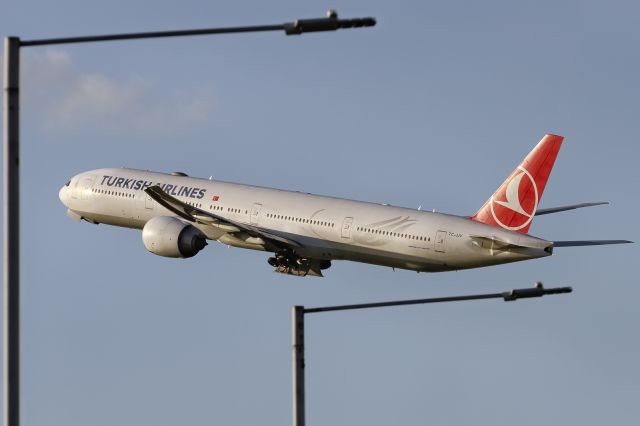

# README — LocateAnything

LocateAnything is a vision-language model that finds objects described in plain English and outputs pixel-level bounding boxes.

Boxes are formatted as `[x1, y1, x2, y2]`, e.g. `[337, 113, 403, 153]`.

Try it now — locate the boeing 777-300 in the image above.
[59, 134, 632, 276]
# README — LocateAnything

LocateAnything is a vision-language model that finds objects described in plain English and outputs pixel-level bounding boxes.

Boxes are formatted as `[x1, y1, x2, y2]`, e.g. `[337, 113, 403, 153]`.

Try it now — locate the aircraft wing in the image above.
[553, 240, 633, 247]
[535, 202, 609, 216]
[144, 185, 302, 248]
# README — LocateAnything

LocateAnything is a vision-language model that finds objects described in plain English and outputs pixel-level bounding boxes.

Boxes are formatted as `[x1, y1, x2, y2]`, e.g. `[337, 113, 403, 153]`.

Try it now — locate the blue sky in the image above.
[2, 1, 639, 425]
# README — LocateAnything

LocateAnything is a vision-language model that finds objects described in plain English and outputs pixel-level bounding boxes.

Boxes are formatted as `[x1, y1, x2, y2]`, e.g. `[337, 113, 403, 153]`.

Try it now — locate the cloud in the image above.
[21, 50, 216, 134]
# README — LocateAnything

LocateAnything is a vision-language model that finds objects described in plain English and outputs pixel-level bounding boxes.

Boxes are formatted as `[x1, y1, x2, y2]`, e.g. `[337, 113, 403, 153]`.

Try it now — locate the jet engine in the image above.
[142, 216, 207, 258]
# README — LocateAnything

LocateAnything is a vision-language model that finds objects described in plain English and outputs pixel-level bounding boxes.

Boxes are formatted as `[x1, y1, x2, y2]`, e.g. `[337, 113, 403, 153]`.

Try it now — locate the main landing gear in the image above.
[267, 249, 331, 277]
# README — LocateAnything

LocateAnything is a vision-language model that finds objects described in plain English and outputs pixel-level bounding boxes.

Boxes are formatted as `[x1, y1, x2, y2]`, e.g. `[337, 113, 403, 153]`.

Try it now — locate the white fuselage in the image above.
[59, 168, 553, 272]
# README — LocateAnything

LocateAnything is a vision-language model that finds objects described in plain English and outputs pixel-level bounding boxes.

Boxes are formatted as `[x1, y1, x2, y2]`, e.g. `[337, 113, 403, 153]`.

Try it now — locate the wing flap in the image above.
[144, 185, 302, 248]
[535, 202, 609, 216]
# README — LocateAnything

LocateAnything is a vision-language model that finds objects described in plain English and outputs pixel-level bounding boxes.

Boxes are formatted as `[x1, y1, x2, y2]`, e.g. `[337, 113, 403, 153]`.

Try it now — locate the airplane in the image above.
[58, 134, 631, 277]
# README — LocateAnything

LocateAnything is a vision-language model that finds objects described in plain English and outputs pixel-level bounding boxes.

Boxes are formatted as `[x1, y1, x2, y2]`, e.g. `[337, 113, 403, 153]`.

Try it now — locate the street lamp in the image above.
[2, 11, 376, 426]
[292, 283, 572, 426]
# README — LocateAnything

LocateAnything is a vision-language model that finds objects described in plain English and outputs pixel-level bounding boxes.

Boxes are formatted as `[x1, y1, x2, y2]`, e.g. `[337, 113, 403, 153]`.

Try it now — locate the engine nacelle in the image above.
[142, 216, 207, 258]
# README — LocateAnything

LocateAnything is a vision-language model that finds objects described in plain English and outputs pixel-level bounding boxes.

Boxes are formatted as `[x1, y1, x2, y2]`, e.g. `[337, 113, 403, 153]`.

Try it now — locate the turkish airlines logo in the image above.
[490, 166, 538, 231]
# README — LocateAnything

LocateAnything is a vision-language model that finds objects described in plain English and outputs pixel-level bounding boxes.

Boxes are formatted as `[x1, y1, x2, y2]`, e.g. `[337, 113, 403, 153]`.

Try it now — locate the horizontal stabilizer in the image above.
[535, 202, 609, 216]
[553, 240, 633, 247]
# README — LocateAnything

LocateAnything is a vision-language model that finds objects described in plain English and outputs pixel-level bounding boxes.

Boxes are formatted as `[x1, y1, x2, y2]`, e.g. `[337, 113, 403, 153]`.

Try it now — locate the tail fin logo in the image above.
[489, 166, 539, 231]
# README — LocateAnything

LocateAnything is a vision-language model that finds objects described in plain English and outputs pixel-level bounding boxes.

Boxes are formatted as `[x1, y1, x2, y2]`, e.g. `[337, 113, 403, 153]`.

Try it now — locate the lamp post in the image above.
[2, 11, 376, 426]
[292, 283, 572, 426]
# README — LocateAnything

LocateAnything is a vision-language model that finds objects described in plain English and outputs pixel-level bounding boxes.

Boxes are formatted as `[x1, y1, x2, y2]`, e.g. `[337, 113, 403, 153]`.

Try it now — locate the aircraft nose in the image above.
[59, 185, 68, 207]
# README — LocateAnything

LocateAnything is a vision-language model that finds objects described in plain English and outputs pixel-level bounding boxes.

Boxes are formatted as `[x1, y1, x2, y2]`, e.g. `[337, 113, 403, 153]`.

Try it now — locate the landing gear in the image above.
[267, 250, 331, 277]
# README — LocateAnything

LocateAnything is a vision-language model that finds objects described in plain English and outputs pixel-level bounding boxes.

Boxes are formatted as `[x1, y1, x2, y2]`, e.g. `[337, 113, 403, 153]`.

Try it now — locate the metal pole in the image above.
[1, 14, 375, 426]
[19, 14, 376, 47]
[292, 306, 305, 426]
[303, 285, 573, 314]
[3, 36, 20, 426]
[292, 284, 572, 425]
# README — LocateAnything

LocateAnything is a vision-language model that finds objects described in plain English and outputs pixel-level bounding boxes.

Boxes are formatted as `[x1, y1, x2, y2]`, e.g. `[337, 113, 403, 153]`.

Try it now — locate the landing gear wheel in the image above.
[267, 250, 330, 277]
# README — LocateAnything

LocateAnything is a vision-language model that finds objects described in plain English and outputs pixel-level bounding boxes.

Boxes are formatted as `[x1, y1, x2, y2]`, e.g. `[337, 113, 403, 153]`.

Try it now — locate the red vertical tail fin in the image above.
[470, 134, 564, 234]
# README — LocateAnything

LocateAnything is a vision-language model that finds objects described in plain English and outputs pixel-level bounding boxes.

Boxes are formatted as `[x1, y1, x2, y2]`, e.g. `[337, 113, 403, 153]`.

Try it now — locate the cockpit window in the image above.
[65, 180, 70, 187]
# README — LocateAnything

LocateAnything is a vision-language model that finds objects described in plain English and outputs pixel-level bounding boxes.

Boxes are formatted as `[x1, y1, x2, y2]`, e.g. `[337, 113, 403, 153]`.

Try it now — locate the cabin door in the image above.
[80, 176, 95, 200]
[435, 230, 447, 253]
[341, 217, 354, 239]
[145, 194, 154, 209]
[250, 203, 262, 225]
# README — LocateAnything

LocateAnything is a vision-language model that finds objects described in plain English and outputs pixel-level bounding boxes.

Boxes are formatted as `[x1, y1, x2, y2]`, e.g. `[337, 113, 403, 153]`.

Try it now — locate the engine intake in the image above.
[142, 216, 207, 258]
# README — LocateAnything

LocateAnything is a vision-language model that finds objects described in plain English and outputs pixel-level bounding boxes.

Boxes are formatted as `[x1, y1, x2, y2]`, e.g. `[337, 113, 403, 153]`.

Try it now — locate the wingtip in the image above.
[543, 133, 564, 143]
